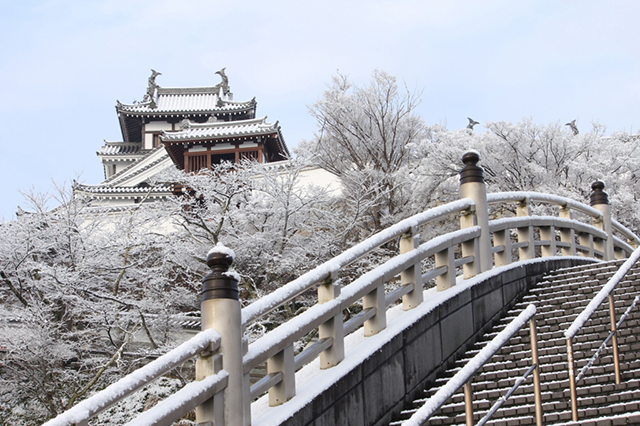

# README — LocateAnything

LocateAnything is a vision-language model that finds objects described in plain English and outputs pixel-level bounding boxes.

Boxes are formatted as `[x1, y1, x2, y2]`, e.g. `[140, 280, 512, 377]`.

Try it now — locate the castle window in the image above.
[187, 154, 208, 172]
[211, 153, 236, 165]
[239, 150, 260, 162]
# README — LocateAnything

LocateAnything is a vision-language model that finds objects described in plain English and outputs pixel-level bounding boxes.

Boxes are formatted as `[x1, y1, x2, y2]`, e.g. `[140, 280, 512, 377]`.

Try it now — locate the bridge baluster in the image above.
[267, 344, 295, 406]
[435, 246, 456, 291]
[493, 228, 512, 266]
[560, 226, 577, 257]
[318, 271, 345, 368]
[517, 225, 534, 260]
[540, 225, 556, 257]
[579, 232, 595, 257]
[363, 278, 387, 335]
[400, 226, 424, 308]
[460, 207, 480, 277]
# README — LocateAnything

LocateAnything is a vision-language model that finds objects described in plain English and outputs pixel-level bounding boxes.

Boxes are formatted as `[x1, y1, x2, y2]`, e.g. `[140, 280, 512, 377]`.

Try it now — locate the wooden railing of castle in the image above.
[43, 152, 640, 426]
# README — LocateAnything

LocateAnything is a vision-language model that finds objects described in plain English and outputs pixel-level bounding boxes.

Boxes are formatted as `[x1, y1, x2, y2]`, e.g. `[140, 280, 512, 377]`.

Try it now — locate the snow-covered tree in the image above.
[299, 70, 426, 231]
[407, 119, 640, 233]
[0, 186, 201, 425]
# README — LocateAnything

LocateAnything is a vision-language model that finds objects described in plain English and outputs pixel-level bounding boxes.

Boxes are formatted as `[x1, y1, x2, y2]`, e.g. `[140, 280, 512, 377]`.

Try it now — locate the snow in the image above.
[487, 191, 603, 219]
[42, 328, 220, 426]
[244, 224, 481, 369]
[123, 370, 229, 426]
[250, 260, 549, 426]
[565, 246, 640, 339]
[224, 270, 241, 282]
[612, 218, 640, 245]
[402, 304, 536, 426]
[242, 197, 475, 325]
[207, 242, 235, 260]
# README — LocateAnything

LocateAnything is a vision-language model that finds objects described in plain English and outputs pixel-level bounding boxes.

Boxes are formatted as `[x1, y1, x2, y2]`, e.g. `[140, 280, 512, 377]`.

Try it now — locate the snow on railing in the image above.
[242, 190, 622, 420]
[402, 304, 540, 426]
[564, 245, 640, 421]
[612, 217, 640, 246]
[565, 245, 640, 339]
[123, 370, 229, 426]
[487, 190, 636, 260]
[243, 226, 482, 388]
[242, 197, 476, 325]
[237, 156, 636, 424]
[42, 328, 222, 426]
[487, 191, 604, 219]
[46, 152, 640, 426]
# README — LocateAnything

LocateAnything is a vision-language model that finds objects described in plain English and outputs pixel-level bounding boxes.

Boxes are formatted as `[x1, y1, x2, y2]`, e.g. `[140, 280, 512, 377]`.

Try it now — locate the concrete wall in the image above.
[278, 257, 596, 426]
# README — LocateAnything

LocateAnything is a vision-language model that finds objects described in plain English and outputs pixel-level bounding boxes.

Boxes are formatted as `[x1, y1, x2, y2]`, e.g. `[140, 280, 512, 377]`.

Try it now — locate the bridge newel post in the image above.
[199, 244, 247, 426]
[459, 151, 492, 273]
[590, 181, 615, 260]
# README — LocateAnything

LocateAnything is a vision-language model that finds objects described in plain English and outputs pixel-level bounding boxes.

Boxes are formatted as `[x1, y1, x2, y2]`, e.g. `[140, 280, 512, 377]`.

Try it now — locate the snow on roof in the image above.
[98, 143, 144, 156]
[103, 147, 172, 187]
[73, 184, 173, 194]
[162, 117, 279, 142]
[118, 88, 255, 115]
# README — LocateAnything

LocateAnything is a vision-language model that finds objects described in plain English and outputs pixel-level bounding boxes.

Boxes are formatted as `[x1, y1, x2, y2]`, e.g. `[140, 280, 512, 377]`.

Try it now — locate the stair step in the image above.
[394, 259, 640, 426]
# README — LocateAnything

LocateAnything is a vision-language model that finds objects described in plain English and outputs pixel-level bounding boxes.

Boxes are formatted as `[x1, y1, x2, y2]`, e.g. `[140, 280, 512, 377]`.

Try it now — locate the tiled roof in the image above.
[117, 87, 256, 115]
[162, 117, 279, 142]
[105, 149, 172, 187]
[74, 183, 173, 194]
[98, 143, 144, 156]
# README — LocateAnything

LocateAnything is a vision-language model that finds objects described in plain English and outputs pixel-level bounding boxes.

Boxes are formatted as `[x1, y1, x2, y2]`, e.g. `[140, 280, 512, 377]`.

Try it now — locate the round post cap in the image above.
[202, 243, 239, 301]
[590, 180, 609, 206]
[459, 150, 485, 184]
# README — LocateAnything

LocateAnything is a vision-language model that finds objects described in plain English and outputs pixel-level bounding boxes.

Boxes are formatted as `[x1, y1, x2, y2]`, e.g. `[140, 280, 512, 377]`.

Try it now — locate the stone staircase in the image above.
[392, 259, 640, 426]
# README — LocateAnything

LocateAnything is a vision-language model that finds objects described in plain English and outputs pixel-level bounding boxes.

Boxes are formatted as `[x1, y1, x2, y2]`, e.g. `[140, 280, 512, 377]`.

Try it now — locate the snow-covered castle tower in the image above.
[74, 69, 290, 207]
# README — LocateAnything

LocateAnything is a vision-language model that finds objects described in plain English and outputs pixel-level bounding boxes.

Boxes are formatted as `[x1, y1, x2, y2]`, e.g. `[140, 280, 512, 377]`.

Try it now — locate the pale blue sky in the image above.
[1, 0, 640, 220]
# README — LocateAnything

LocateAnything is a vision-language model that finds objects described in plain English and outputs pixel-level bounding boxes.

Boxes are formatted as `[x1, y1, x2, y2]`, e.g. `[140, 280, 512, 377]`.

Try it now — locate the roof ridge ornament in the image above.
[143, 69, 162, 108]
[214, 68, 229, 95]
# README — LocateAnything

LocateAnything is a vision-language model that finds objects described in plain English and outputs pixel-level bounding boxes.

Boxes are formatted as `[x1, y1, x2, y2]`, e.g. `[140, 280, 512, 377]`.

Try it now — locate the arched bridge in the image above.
[44, 152, 640, 426]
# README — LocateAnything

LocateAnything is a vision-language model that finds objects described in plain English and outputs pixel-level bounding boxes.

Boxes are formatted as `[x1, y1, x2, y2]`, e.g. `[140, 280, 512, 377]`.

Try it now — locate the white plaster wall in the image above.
[296, 166, 342, 196]
[144, 133, 154, 150]
[145, 121, 173, 131]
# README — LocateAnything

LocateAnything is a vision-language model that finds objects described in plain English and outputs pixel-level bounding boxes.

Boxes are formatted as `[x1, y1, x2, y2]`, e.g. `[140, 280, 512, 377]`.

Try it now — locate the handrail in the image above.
[403, 304, 540, 426]
[476, 363, 537, 426]
[565, 246, 640, 339]
[241, 198, 476, 325]
[564, 245, 640, 421]
[242, 188, 627, 411]
[42, 329, 221, 426]
[243, 226, 482, 375]
[487, 191, 604, 219]
[44, 172, 640, 426]
[613, 235, 635, 256]
[123, 370, 229, 426]
[612, 217, 640, 246]
[576, 294, 640, 383]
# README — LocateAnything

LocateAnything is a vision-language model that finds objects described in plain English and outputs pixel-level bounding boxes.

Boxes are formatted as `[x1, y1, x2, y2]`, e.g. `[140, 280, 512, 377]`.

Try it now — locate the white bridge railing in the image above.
[44, 152, 640, 426]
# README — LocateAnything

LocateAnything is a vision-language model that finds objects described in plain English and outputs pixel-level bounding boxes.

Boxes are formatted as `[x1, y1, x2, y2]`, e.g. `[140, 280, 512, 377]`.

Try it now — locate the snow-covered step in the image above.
[392, 259, 640, 425]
